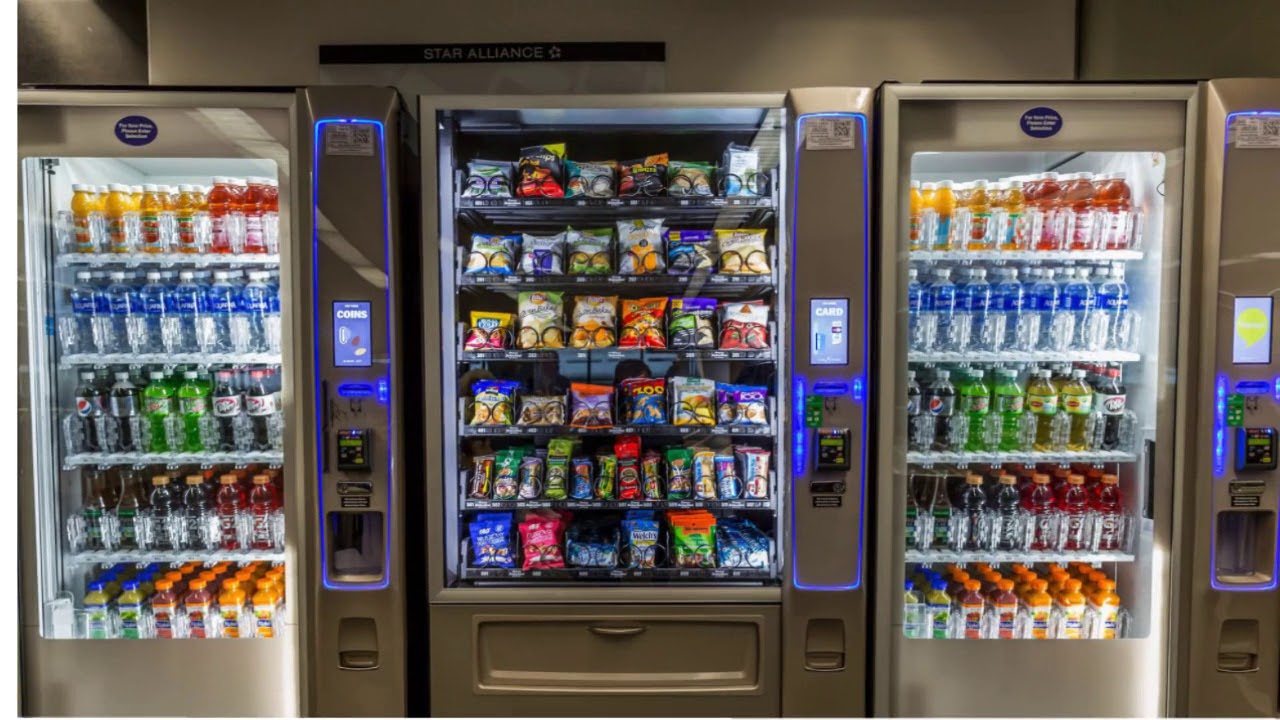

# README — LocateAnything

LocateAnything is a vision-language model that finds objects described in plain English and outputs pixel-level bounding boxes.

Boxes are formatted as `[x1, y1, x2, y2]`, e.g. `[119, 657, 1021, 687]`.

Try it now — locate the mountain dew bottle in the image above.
[960, 369, 991, 451]
[993, 369, 1026, 451]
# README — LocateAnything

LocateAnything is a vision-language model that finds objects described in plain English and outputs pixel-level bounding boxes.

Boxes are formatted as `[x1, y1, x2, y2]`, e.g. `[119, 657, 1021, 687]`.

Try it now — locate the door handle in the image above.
[588, 624, 647, 637]
[1217, 652, 1259, 673]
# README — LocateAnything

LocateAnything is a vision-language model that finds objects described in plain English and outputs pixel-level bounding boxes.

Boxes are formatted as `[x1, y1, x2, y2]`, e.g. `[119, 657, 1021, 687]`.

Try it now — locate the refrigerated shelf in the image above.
[70, 548, 286, 565]
[906, 450, 1137, 464]
[909, 249, 1143, 263]
[64, 450, 284, 466]
[59, 353, 283, 369]
[908, 350, 1141, 364]
[906, 549, 1136, 564]
[55, 253, 281, 268]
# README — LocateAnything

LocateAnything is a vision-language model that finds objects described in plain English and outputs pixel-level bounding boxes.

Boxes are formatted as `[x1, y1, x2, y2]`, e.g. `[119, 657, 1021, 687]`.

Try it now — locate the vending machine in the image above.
[418, 89, 871, 717]
[874, 84, 1197, 717]
[17, 87, 408, 717]
[1181, 77, 1280, 718]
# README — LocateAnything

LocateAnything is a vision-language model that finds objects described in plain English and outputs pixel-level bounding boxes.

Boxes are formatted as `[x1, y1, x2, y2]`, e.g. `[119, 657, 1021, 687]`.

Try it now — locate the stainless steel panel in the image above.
[1182, 77, 1280, 718]
[876, 83, 1196, 718]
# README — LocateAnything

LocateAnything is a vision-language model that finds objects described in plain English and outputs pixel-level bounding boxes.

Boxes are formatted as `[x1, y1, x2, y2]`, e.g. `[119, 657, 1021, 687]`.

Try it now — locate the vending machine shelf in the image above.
[461, 565, 775, 582]
[59, 352, 283, 369]
[461, 424, 774, 438]
[64, 450, 284, 467]
[457, 273, 775, 294]
[463, 498, 774, 511]
[908, 350, 1141, 364]
[909, 249, 1144, 263]
[906, 450, 1137, 465]
[906, 549, 1136, 564]
[56, 253, 281, 268]
[69, 548, 286, 565]
[460, 347, 775, 362]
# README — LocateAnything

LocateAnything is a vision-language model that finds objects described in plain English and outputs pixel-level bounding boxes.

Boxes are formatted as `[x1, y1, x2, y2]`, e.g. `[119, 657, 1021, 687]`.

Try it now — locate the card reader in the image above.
[814, 427, 852, 471]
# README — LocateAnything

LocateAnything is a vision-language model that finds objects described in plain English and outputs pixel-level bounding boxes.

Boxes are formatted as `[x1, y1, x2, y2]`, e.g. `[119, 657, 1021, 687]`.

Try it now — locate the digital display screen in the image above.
[810, 298, 850, 366]
[333, 301, 372, 367]
[1233, 297, 1273, 365]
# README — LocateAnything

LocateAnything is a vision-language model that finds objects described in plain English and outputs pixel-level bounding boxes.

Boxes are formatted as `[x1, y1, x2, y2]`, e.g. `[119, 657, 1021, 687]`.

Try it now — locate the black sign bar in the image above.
[319, 42, 665, 65]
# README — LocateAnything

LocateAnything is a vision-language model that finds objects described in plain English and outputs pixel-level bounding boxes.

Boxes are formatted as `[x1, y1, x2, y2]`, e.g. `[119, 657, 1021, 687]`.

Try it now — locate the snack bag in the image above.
[465, 233, 520, 275]
[714, 454, 741, 499]
[518, 456, 544, 500]
[570, 295, 618, 349]
[570, 457, 594, 500]
[566, 227, 613, 275]
[715, 229, 770, 274]
[624, 518, 661, 568]
[692, 450, 717, 499]
[666, 447, 693, 500]
[516, 291, 565, 349]
[517, 395, 566, 426]
[671, 376, 717, 426]
[617, 219, 666, 275]
[621, 377, 667, 425]
[717, 517, 770, 569]
[470, 513, 515, 567]
[465, 311, 515, 351]
[665, 230, 716, 274]
[619, 297, 668, 349]
[668, 160, 714, 197]
[737, 447, 771, 499]
[716, 384, 769, 425]
[719, 301, 770, 349]
[519, 517, 566, 569]
[468, 455, 495, 498]
[669, 298, 716, 349]
[569, 383, 614, 429]
[566, 160, 617, 198]
[594, 454, 617, 500]
[566, 521, 620, 568]
[492, 449, 524, 500]
[641, 450, 664, 500]
[462, 160, 514, 198]
[672, 516, 717, 568]
[517, 144, 566, 198]
[619, 154, 668, 197]
[519, 232, 566, 275]
[618, 457, 642, 500]
[721, 143, 763, 196]
[470, 379, 519, 426]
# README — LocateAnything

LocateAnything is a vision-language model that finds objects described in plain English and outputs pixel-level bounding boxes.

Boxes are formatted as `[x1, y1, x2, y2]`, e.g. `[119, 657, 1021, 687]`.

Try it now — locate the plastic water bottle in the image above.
[959, 474, 988, 550]
[907, 267, 923, 352]
[66, 271, 100, 355]
[986, 268, 1015, 352]
[1095, 265, 1133, 351]
[264, 272, 282, 353]
[1029, 268, 1060, 351]
[147, 475, 185, 551]
[136, 272, 166, 354]
[929, 268, 959, 352]
[1060, 268, 1096, 351]
[991, 474, 1024, 551]
[183, 474, 217, 551]
[961, 268, 993, 351]
[97, 271, 131, 354]
[173, 271, 203, 353]
[205, 271, 236, 353]
[240, 272, 271, 353]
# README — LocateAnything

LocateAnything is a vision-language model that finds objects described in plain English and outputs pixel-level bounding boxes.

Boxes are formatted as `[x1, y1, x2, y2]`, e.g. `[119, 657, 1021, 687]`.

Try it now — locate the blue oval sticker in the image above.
[1019, 106, 1063, 139]
[114, 115, 158, 146]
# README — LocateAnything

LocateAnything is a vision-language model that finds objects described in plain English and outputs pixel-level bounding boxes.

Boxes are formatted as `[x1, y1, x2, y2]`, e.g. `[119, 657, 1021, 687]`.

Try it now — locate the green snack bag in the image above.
[595, 454, 617, 500]
[548, 437, 576, 459]
[567, 227, 614, 275]
[665, 447, 694, 499]
[492, 449, 525, 500]
[668, 160, 714, 197]
[673, 520, 717, 568]
[544, 456, 569, 499]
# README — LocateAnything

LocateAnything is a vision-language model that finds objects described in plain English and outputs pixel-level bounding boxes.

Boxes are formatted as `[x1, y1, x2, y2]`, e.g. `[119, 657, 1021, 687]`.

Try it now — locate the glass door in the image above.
[22, 155, 288, 640]
[434, 105, 786, 586]
[900, 150, 1168, 641]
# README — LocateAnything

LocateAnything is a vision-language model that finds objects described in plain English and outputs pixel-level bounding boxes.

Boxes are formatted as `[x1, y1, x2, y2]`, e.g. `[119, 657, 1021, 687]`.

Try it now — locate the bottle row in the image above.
[60, 269, 281, 356]
[468, 508, 771, 572]
[63, 179, 279, 256]
[65, 367, 283, 456]
[907, 364, 1137, 454]
[70, 467, 284, 553]
[907, 263, 1139, 354]
[907, 173, 1141, 253]
[904, 561, 1128, 640]
[906, 464, 1131, 554]
[467, 439, 771, 502]
[80, 561, 284, 640]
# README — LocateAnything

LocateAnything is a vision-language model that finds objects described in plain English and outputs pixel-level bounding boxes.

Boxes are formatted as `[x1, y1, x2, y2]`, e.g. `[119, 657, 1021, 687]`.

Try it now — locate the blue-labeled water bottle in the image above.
[174, 271, 204, 353]
[929, 268, 958, 352]
[1057, 267, 1096, 351]
[962, 268, 993, 352]
[138, 271, 169, 354]
[1029, 268, 1060, 351]
[205, 271, 236, 353]
[907, 267, 926, 352]
[63, 271, 100, 355]
[102, 271, 133, 355]
[993, 267, 1023, 353]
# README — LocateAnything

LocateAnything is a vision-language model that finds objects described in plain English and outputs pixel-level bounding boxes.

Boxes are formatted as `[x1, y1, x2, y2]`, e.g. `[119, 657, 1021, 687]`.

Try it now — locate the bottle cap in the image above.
[964, 580, 981, 591]
[1033, 473, 1050, 484]
[997, 579, 1015, 591]
[1072, 369, 1087, 379]
[185, 475, 203, 485]
[936, 370, 949, 380]
[155, 579, 172, 591]
[999, 474, 1016, 485]
[938, 180, 953, 188]
[910, 180, 920, 189]
[1098, 579, 1116, 591]
[1068, 474, 1085, 485]
[220, 474, 238, 485]
[931, 578, 947, 591]
[88, 581, 105, 592]
[972, 179, 987, 187]
[1033, 579, 1049, 591]
[935, 268, 950, 278]
[165, 571, 183, 583]
[254, 474, 271, 484]
[1101, 473, 1119, 485]
[142, 184, 159, 192]
[179, 270, 195, 280]
[966, 474, 983, 485]
[189, 579, 207, 590]
[152, 475, 169, 485]
[257, 579, 273, 590]
[107, 183, 130, 193]
[1066, 579, 1082, 592]
[953, 571, 970, 582]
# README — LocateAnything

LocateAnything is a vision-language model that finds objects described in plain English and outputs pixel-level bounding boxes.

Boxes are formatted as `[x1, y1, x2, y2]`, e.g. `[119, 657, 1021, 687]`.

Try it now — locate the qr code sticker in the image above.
[1233, 116, 1280, 149]
[325, 123, 377, 156]
[805, 117, 857, 151]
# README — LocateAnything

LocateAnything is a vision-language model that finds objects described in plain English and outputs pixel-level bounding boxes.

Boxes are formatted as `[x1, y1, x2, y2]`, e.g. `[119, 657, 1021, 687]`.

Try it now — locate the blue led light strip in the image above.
[790, 112, 870, 592]
[1209, 110, 1280, 593]
[313, 118, 393, 591]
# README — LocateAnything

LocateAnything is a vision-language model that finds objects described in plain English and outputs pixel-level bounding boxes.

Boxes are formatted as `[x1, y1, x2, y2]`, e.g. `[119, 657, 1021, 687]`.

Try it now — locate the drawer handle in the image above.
[588, 624, 648, 637]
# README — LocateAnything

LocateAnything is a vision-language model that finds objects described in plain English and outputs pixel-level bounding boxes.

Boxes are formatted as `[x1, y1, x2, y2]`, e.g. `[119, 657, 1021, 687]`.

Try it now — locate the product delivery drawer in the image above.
[430, 604, 780, 717]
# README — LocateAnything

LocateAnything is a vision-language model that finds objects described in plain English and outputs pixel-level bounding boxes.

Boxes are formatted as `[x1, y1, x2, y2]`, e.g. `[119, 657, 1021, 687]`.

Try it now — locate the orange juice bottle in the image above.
[931, 180, 956, 250]
[966, 179, 993, 250]
[218, 579, 248, 638]
[184, 578, 216, 638]
[1056, 578, 1086, 639]
[253, 578, 279, 638]
[1001, 179, 1027, 250]
[1025, 578, 1054, 639]
[139, 184, 166, 253]
[70, 184, 100, 253]
[908, 180, 924, 251]
[1086, 579, 1122, 639]
[104, 183, 135, 253]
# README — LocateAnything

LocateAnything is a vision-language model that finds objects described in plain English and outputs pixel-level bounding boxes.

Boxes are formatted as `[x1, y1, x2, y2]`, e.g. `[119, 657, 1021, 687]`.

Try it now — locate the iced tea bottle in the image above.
[173, 185, 202, 253]
[966, 180, 994, 250]
[138, 184, 166, 254]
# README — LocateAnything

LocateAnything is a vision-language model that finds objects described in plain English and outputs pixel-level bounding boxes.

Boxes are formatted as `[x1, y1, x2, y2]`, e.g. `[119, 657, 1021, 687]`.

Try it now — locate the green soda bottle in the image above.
[993, 369, 1026, 451]
[177, 370, 210, 452]
[960, 369, 991, 451]
[142, 370, 174, 453]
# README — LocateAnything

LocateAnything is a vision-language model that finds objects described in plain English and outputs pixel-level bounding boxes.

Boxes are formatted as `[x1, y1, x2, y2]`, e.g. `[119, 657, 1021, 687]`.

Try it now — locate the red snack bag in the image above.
[619, 297, 668, 349]
[519, 517, 566, 570]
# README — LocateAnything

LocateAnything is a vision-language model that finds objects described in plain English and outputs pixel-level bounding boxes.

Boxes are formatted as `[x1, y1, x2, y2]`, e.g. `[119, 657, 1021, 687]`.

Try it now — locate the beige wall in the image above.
[148, 0, 1077, 91]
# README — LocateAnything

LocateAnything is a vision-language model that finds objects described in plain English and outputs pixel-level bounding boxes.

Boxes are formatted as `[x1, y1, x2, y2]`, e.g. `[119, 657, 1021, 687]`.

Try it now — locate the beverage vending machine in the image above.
[874, 84, 1197, 717]
[418, 89, 871, 717]
[17, 87, 409, 716]
[1181, 77, 1280, 718]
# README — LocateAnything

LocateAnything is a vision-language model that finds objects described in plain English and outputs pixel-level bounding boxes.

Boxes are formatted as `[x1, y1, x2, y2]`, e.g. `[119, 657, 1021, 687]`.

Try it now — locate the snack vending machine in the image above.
[419, 89, 871, 717]
[874, 84, 1197, 717]
[17, 87, 408, 717]
[1181, 77, 1280, 718]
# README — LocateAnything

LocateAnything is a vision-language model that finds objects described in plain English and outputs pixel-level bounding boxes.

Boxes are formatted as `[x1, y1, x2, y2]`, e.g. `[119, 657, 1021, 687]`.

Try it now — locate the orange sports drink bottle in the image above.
[139, 184, 166, 253]
[207, 177, 236, 254]
[1033, 172, 1064, 250]
[1061, 172, 1097, 250]
[1093, 171, 1133, 249]
[70, 184, 101, 253]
